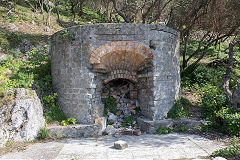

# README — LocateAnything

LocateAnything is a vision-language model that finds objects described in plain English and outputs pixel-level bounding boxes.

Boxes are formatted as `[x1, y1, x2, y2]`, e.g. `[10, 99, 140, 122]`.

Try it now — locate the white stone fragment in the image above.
[114, 140, 128, 150]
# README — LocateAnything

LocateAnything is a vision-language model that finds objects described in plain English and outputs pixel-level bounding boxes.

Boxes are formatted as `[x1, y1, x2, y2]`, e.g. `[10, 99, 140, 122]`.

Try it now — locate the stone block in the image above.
[114, 140, 128, 150]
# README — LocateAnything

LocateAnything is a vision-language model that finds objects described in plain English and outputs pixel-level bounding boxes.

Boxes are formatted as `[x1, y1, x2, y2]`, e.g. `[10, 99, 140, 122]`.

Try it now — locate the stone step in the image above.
[47, 122, 106, 138]
[137, 117, 208, 134]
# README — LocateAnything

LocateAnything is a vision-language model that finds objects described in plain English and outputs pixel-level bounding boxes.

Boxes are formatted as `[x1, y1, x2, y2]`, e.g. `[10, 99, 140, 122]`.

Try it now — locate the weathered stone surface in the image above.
[176, 118, 207, 128]
[0, 88, 45, 147]
[108, 114, 117, 124]
[114, 140, 128, 150]
[137, 117, 208, 134]
[48, 124, 104, 138]
[104, 125, 117, 135]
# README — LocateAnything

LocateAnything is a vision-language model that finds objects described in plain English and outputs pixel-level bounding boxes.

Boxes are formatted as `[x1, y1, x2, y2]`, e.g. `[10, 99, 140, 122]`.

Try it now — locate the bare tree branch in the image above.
[111, 0, 129, 23]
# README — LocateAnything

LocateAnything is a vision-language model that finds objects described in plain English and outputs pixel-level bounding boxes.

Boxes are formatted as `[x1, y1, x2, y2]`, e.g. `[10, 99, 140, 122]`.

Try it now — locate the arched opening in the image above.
[101, 78, 142, 129]
[92, 41, 154, 131]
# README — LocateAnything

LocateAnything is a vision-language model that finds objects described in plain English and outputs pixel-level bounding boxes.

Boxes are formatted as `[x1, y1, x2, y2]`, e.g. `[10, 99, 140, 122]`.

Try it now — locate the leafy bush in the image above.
[212, 146, 240, 159]
[167, 97, 191, 119]
[201, 122, 221, 132]
[5, 140, 14, 147]
[122, 115, 135, 127]
[59, 29, 75, 41]
[0, 31, 9, 52]
[216, 107, 240, 136]
[43, 93, 66, 123]
[104, 97, 117, 115]
[38, 127, 50, 139]
[156, 126, 172, 135]
[60, 118, 77, 126]
[201, 85, 227, 120]
[174, 124, 188, 132]
[181, 65, 225, 90]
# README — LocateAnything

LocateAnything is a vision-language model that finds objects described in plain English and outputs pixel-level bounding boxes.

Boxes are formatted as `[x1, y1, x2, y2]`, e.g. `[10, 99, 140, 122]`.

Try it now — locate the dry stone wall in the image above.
[50, 23, 180, 125]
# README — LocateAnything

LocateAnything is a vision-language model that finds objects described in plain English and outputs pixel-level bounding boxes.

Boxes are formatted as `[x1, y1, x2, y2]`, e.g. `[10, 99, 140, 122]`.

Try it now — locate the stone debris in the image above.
[108, 114, 117, 124]
[102, 80, 141, 132]
[114, 140, 128, 150]
[104, 125, 117, 135]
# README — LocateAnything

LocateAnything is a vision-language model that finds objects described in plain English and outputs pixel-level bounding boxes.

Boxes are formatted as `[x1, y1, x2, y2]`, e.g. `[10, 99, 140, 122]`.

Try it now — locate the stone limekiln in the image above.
[50, 23, 180, 132]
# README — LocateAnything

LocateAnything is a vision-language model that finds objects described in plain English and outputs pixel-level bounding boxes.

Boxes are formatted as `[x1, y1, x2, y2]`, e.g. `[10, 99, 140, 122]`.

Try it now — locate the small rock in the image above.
[7, 10, 14, 17]
[133, 130, 141, 136]
[130, 109, 136, 115]
[116, 110, 122, 116]
[114, 140, 128, 150]
[123, 110, 131, 116]
[108, 114, 117, 124]
[9, 23, 18, 31]
[44, 26, 50, 32]
[112, 122, 121, 128]
[104, 125, 116, 135]
[123, 129, 133, 135]
[211, 157, 227, 160]
[31, 20, 36, 24]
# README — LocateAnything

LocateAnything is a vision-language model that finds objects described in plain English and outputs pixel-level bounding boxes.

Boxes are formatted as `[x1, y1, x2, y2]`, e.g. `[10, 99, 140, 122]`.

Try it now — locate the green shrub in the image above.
[174, 124, 188, 132]
[212, 146, 240, 159]
[59, 29, 75, 41]
[38, 127, 50, 139]
[60, 117, 77, 126]
[0, 32, 9, 52]
[216, 107, 240, 136]
[201, 85, 227, 120]
[212, 136, 240, 159]
[104, 97, 117, 115]
[122, 115, 135, 127]
[167, 97, 191, 119]
[43, 93, 66, 123]
[181, 65, 225, 90]
[201, 122, 221, 132]
[134, 106, 141, 112]
[156, 126, 172, 135]
[5, 140, 14, 147]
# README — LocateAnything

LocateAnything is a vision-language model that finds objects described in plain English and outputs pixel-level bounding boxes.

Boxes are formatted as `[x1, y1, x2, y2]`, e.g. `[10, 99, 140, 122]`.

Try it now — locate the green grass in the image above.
[38, 127, 50, 139]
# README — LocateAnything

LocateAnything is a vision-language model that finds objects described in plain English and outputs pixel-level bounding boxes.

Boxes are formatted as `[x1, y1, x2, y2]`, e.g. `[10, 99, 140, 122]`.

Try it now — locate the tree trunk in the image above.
[39, 0, 44, 14]
[55, 0, 60, 22]
[70, 0, 76, 24]
[223, 42, 234, 101]
[78, 0, 84, 17]
[182, 33, 190, 69]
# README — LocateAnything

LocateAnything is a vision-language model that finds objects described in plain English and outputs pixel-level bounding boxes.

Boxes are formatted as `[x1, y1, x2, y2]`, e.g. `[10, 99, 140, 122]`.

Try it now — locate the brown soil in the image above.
[0, 141, 30, 157]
